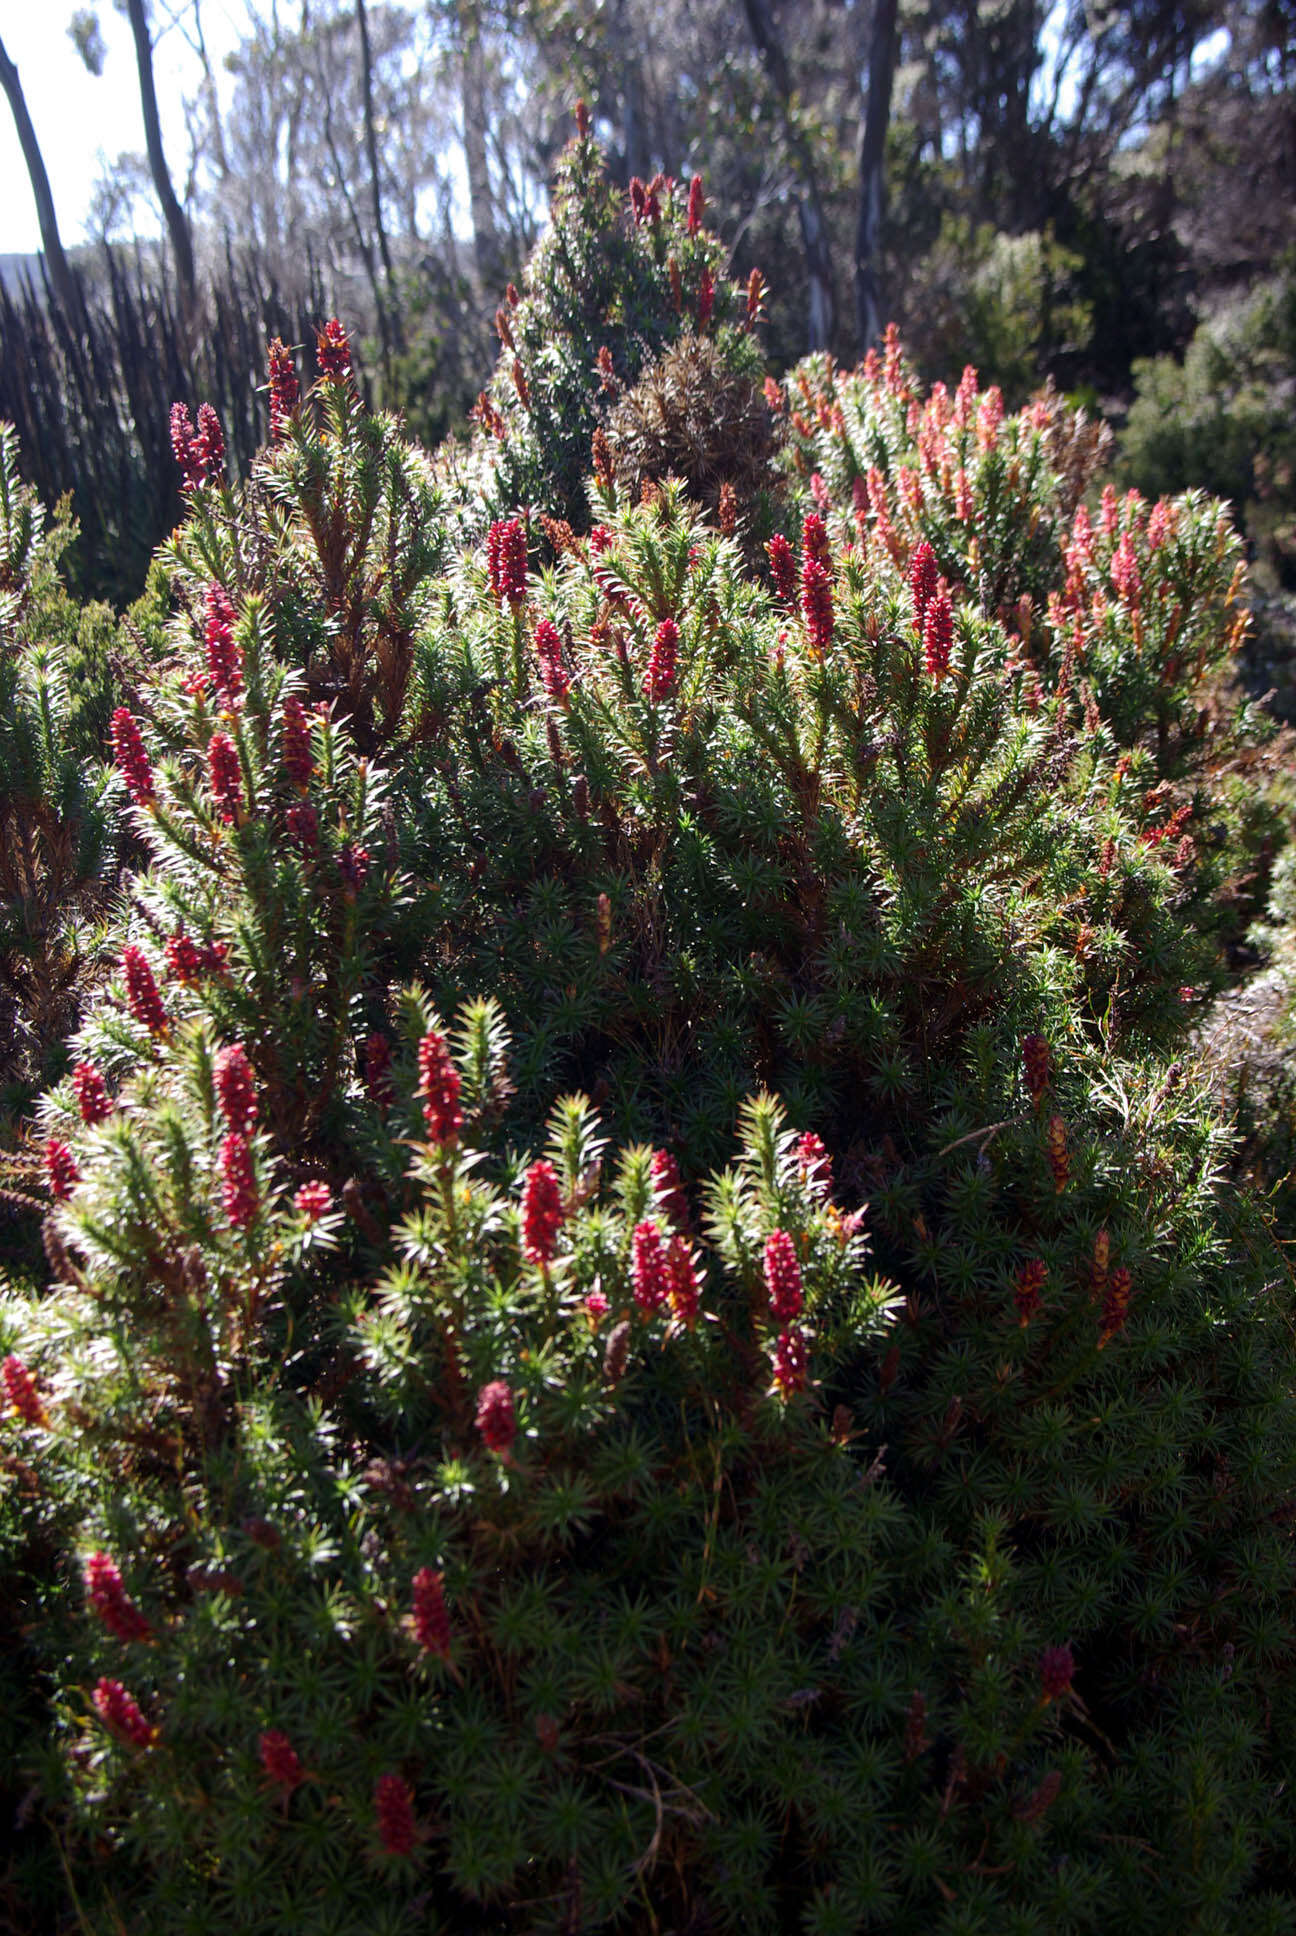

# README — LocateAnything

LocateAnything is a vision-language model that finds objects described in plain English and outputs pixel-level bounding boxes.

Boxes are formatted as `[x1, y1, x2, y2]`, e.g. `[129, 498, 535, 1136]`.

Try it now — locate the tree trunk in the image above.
[739, 0, 837, 351]
[855, 0, 899, 352]
[124, 0, 197, 304]
[0, 34, 80, 320]
[357, 0, 401, 351]
[459, 1, 498, 287]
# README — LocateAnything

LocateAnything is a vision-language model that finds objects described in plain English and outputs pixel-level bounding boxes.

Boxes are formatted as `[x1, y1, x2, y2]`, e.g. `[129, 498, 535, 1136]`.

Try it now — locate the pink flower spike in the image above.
[374, 1773, 416, 1856]
[521, 1159, 565, 1266]
[764, 1229, 803, 1322]
[475, 1379, 517, 1457]
[259, 1727, 303, 1793]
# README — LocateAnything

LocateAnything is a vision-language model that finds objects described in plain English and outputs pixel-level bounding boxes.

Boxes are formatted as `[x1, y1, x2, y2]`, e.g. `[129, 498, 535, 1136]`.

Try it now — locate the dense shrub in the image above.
[441, 114, 763, 540]
[1120, 260, 1296, 593]
[4, 143, 1296, 1936]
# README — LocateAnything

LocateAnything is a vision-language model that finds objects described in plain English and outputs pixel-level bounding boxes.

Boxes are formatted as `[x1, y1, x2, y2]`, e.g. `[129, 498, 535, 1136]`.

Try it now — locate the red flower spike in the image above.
[1045, 1115, 1069, 1193]
[909, 540, 939, 628]
[1014, 1259, 1047, 1326]
[110, 708, 155, 805]
[746, 267, 764, 321]
[411, 1567, 452, 1659]
[195, 404, 226, 483]
[764, 1229, 804, 1322]
[632, 1219, 670, 1314]
[204, 584, 243, 703]
[574, 99, 590, 139]
[417, 1029, 462, 1143]
[500, 518, 528, 605]
[1039, 1644, 1074, 1701]
[93, 1677, 155, 1748]
[802, 513, 831, 569]
[797, 1132, 832, 1197]
[294, 1181, 332, 1222]
[686, 174, 705, 234]
[697, 265, 714, 328]
[923, 589, 954, 683]
[267, 338, 299, 442]
[169, 402, 202, 490]
[214, 1044, 258, 1134]
[208, 730, 243, 823]
[586, 1289, 609, 1323]
[3, 1354, 45, 1425]
[650, 1149, 688, 1227]
[374, 1773, 416, 1856]
[644, 618, 678, 704]
[475, 1379, 517, 1457]
[338, 844, 369, 896]
[534, 619, 571, 702]
[220, 1130, 258, 1230]
[285, 803, 318, 852]
[667, 1234, 700, 1326]
[259, 1728, 303, 1793]
[280, 695, 314, 789]
[1021, 1034, 1051, 1102]
[521, 1159, 565, 1265]
[45, 1137, 79, 1202]
[165, 931, 204, 985]
[122, 945, 167, 1035]
[772, 1325, 808, 1397]
[801, 558, 834, 657]
[766, 533, 796, 603]
[85, 1552, 151, 1643]
[316, 317, 352, 382]
[72, 1062, 113, 1126]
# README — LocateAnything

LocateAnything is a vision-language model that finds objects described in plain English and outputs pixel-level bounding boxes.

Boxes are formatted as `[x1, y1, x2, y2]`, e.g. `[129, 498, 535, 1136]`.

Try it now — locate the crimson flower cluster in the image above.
[72, 1061, 113, 1125]
[373, 1774, 416, 1856]
[487, 517, 528, 605]
[169, 402, 226, 491]
[280, 695, 314, 788]
[214, 1045, 258, 1134]
[644, 618, 678, 703]
[923, 590, 954, 683]
[411, 1567, 452, 1659]
[632, 1220, 670, 1313]
[204, 585, 243, 704]
[766, 533, 796, 603]
[46, 1137, 79, 1200]
[266, 337, 300, 442]
[418, 1029, 462, 1143]
[315, 317, 352, 382]
[221, 1131, 259, 1230]
[111, 707, 155, 807]
[208, 731, 243, 822]
[259, 1728, 303, 1794]
[85, 1552, 151, 1643]
[521, 1159, 565, 1265]
[764, 1229, 804, 1322]
[475, 1380, 517, 1457]
[93, 1677, 154, 1748]
[534, 619, 571, 702]
[3, 1353, 44, 1424]
[123, 945, 167, 1035]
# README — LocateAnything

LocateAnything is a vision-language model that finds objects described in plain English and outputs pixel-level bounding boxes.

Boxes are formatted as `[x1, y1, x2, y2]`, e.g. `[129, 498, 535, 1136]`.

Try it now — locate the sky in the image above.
[0, 1, 239, 255]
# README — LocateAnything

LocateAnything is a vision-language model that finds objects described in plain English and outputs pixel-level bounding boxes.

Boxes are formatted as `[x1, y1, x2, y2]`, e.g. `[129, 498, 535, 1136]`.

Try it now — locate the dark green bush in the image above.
[4, 146, 1296, 1936]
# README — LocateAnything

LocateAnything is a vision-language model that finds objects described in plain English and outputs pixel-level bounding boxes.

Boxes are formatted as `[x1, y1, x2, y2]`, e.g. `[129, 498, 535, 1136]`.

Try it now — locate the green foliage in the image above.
[443, 122, 756, 537]
[0, 426, 119, 1115]
[899, 216, 1094, 407]
[1120, 259, 1296, 590]
[3, 168, 1296, 1936]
